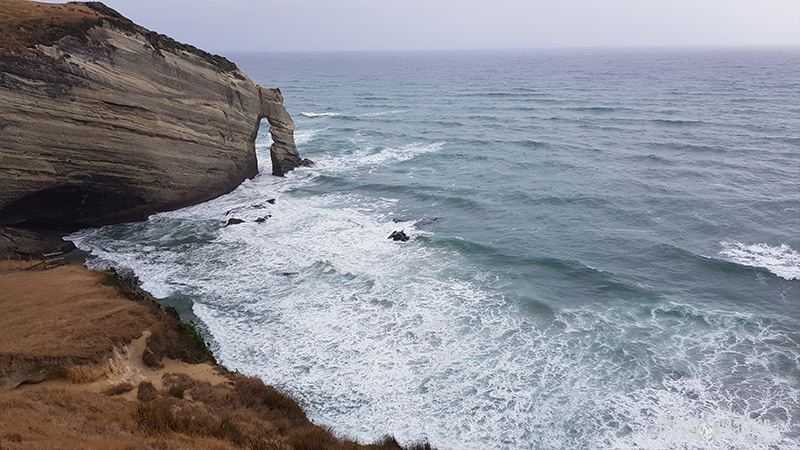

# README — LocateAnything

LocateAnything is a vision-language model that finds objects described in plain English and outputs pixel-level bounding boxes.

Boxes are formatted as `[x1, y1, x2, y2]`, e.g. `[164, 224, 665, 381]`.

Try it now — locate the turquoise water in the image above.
[70, 49, 799, 449]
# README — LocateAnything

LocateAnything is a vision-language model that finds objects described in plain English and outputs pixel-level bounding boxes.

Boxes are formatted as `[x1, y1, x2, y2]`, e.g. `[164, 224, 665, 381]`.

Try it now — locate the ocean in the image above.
[69, 48, 799, 449]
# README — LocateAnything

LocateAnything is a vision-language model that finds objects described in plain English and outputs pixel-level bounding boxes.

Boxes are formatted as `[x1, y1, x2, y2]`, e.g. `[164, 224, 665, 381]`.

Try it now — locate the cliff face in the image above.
[0, 0, 304, 241]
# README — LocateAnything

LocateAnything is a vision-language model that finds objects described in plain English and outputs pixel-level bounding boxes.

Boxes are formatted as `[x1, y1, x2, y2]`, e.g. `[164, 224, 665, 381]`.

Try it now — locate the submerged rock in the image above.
[225, 218, 245, 227]
[414, 217, 441, 228]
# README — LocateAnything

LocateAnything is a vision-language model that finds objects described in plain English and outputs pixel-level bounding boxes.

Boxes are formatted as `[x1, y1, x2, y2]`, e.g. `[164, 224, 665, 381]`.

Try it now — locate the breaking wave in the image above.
[719, 242, 800, 281]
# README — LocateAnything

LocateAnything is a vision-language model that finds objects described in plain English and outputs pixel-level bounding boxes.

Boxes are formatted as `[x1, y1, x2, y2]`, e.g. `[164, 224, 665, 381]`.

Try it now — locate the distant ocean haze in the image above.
[70, 49, 800, 449]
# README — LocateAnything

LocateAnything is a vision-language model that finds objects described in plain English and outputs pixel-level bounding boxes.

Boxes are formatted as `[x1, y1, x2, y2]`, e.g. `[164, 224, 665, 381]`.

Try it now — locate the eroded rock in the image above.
[0, 1, 304, 251]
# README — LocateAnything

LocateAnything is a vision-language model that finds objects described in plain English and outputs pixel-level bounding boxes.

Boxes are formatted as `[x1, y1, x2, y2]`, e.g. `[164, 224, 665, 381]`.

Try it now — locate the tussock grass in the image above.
[66, 363, 116, 384]
[232, 376, 308, 425]
[102, 270, 440, 449]
[136, 381, 158, 402]
[166, 384, 185, 399]
[101, 382, 134, 396]
[135, 372, 438, 449]
[134, 397, 218, 436]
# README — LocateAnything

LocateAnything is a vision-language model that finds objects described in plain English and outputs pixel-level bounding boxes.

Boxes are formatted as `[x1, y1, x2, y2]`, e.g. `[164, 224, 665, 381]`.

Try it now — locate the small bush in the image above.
[215, 417, 244, 443]
[141, 347, 160, 368]
[172, 319, 216, 364]
[100, 269, 161, 310]
[83, 2, 127, 21]
[374, 435, 403, 449]
[232, 377, 307, 425]
[166, 385, 184, 399]
[133, 397, 219, 437]
[136, 381, 158, 402]
[133, 401, 171, 434]
[371, 436, 434, 450]
[405, 441, 434, 450]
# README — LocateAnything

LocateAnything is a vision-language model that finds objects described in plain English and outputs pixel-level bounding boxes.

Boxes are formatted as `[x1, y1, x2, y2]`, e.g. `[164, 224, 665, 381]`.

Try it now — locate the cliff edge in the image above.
[0, 262, 432, 449]
[0, 0, 305, 252]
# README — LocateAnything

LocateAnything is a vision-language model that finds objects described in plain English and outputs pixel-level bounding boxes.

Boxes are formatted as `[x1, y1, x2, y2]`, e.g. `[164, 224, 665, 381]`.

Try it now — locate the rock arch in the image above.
[257, 87, 306, 176]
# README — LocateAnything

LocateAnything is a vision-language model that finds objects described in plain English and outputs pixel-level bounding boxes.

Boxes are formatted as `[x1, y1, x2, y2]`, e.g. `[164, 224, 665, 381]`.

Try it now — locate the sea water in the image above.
[69, 49, 800, 449]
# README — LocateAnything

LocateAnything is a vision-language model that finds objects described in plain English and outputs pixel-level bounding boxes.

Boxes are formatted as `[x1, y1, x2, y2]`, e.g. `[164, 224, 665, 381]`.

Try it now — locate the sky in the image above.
[62, 0, 800, 52]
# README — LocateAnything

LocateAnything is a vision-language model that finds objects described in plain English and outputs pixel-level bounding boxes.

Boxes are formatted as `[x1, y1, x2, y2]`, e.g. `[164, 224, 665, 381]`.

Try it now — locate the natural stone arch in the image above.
[257, 87, 306, 176]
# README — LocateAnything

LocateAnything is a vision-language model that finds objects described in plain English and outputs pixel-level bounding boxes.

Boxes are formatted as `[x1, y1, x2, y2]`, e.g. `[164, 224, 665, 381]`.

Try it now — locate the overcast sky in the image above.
[81, 0, 800, 52]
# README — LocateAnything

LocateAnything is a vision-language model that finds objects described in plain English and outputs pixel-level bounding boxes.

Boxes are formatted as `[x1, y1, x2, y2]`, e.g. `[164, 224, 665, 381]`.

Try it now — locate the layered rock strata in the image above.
[0, 0, 304, 245]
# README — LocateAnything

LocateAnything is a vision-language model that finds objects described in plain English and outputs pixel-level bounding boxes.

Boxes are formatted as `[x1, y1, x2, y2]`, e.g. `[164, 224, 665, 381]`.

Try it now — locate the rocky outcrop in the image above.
[259, 86, 311, 176]
[0, 0, 304, 245]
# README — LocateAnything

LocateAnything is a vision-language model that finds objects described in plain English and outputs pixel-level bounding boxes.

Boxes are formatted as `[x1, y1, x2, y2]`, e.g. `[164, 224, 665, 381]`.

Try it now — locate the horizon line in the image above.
[218, 44, 800, 56]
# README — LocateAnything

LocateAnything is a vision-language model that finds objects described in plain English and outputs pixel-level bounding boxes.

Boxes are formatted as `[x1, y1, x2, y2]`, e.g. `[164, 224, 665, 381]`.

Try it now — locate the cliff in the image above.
[0, 0, 306, 252]
[0, 262, 432, 449]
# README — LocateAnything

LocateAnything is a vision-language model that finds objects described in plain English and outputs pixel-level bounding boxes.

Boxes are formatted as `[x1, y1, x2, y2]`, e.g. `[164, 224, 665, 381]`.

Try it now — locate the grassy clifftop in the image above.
[0, 262, 433, 449]
[0, 0, 109, 51]
[0, 0, 236, 71]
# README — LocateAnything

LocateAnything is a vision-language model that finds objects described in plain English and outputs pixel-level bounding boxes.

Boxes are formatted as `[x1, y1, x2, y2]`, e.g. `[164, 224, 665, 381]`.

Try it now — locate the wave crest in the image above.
[719, 242, 800, 281]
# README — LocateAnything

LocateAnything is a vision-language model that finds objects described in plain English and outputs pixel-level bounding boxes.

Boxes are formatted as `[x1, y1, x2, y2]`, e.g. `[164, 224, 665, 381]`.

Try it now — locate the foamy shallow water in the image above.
[70, 49, 800, 449]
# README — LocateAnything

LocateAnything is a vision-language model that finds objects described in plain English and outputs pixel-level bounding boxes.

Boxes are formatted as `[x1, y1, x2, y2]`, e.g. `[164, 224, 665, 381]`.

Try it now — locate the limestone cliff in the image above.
[0, 0, 305, 250]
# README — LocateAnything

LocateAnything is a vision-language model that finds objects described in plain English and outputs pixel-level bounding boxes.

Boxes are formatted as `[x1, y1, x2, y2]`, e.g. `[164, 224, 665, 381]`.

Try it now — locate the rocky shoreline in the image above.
[0, 1, 429, 448]
[0, 0, 307, 254]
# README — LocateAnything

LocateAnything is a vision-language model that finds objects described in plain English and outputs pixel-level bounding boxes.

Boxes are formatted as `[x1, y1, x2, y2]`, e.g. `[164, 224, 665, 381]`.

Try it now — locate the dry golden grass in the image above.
[0, 262, 159, 388]
[102, 381, 134, 396]
[0, 262, 154, 357]
[0, 0, 105, 51]
[0, 263, 434, 449]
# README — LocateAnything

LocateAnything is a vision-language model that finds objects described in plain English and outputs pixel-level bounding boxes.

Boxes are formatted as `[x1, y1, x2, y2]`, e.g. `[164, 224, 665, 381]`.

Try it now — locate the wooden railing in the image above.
[42, 252, 65, 269]
[2, 252, 66, 270]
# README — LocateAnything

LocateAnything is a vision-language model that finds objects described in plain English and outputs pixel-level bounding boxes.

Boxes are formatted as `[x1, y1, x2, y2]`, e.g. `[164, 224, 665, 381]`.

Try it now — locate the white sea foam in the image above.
[359, 109, 410, 117]
[66, 136, 799, 449]
[254, 128, 320, 150]
[294, 128, 323, 146]
[314, 142, 443, 172]
[719, 242, 800, 281]
[68, 171, 800, 449]
[300, 111, 341, 118]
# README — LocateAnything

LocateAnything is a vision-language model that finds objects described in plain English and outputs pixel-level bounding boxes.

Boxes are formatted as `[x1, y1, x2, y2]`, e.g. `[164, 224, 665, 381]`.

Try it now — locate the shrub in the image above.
[136, 381, 158, 402]
[166, 385, 184, 399]
[133, 401, 171, 434]
[374, 435, 403, 449]
[232, 377, 307, 425]
[215, 417, 244, 443]
[133, 397, 220, 437]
